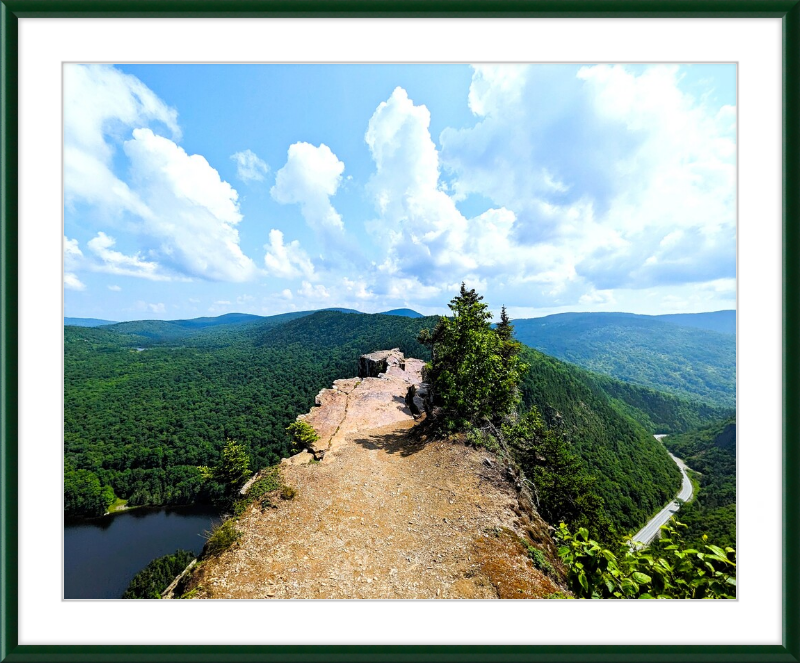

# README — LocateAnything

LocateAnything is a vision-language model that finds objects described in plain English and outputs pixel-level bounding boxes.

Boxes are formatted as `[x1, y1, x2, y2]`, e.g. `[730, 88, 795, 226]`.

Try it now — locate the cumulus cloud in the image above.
[263, 229, 315, 280]
[123, 128, 258, 281]
[108, 285, 122, 291]
[271, 142, 346, 239]
[64, 64, 179, 216]
[231, 149, 269, 183]
[87, 231, 172, 281]
[298, 281, 330, 300]
[64, 236, 86, 290]
[365, 87, 552, 301]
[63, 65, 258, 284]
[436, 64, 736, 306]
[64, 273, 86, 291]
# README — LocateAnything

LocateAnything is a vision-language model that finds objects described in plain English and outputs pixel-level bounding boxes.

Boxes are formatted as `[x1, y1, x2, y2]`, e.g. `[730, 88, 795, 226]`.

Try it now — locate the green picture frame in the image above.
[2, 2, 798, 661]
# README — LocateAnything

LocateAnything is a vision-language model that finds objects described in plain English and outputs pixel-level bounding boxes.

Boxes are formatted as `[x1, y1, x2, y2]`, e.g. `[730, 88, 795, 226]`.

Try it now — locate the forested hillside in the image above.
[64, 312, 435, 514]
[518, 347, 681, 532]
[65, 310, 719, 531]
[662, 418, 736, 547]
[513, 312, 735, 407]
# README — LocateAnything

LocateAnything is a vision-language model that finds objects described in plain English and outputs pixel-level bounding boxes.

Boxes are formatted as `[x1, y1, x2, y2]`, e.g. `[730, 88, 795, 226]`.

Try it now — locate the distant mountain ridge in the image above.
[653, 310, 735, 335]
[64, 317, 118, 327]
[511, 311, 735, 408]
[64, 307, 424, 332]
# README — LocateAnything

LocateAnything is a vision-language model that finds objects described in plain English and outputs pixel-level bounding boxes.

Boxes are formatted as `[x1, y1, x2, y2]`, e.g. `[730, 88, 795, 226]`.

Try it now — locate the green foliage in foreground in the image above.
[662, 417, 736, 548]
[557, 521, 736, 599]
[203, 519, 241, 556]
[122, 549, 194, 599]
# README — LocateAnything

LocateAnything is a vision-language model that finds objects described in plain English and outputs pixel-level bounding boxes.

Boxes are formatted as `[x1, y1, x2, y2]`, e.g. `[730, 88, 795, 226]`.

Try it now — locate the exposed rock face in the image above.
[287, 350, 424, 463]
[358, 348, 405, 378]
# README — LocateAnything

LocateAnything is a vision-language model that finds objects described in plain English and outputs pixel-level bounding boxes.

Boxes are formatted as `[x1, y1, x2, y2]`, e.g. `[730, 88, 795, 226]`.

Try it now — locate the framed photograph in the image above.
[2, 1, 798, 661]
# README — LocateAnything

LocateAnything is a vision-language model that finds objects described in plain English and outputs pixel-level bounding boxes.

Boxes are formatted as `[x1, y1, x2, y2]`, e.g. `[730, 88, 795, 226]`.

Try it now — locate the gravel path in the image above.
[190, 359, 561, 599]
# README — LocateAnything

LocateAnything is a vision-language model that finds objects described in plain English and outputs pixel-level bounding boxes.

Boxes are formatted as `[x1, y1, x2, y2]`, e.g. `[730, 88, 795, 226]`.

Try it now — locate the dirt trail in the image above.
[189, 356, 561, 599]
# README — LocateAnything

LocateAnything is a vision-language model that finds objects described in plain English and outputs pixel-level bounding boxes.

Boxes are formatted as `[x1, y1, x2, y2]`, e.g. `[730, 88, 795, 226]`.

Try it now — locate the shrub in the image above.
[280, 485, 297, 500]
[197, 439, 252, 499]
[286, 420, 319, 452]
[556, 520, 736, 599]
[524, 542, 554, 575]
[203, 519, 241, 556]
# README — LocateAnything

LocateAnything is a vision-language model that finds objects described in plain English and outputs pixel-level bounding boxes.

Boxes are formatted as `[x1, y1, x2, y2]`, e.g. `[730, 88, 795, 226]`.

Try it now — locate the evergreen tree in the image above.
[422, 285, 525, 429]
[198, 439, 252, 499]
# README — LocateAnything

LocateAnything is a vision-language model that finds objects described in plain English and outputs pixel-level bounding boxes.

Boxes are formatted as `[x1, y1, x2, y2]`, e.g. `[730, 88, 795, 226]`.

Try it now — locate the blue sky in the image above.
[63, 63, 736, 321]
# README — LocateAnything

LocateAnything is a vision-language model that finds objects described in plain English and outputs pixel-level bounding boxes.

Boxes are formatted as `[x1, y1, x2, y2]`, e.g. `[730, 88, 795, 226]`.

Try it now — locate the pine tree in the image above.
[422, 285, 525, 429]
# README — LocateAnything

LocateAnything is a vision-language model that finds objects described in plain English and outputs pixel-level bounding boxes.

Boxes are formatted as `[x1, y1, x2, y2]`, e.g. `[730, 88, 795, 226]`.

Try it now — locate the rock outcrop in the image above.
[286, 349, 425, 464]
[358, 348, 405, 378]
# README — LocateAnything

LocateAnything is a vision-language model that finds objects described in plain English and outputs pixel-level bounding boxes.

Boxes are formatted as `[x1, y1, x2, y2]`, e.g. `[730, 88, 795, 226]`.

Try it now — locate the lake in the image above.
[64, 504, 220, 599]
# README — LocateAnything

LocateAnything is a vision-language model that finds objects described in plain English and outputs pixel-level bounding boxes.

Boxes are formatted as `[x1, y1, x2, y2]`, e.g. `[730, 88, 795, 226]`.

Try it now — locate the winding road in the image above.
[631, 434, 693, 547]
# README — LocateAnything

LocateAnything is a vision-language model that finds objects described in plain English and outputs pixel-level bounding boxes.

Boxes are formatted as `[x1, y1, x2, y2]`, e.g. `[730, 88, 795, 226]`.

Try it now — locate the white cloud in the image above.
[64, 236, 83, 269]
[64, 65, 258, 284]
[87, 231, 172, 281]
[436, 64, 736, 306]
[123, 128, 258, 282]
[64, 64, 179, 216]
[64, 273, 86, 291]
[263, 229, 315, 280]
[148, 302, 166, 313]
[364, 86, 558, 299]
[107, 285, 122, 291]
[231, 149, 269, 183]
[298, 281, 330, 300]
[271, 142, 345, 235]
[64, 236, 86, 290]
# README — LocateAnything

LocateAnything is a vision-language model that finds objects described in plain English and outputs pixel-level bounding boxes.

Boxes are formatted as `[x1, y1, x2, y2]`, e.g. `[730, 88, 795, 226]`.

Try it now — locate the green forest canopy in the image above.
[65, 309, 730, 532]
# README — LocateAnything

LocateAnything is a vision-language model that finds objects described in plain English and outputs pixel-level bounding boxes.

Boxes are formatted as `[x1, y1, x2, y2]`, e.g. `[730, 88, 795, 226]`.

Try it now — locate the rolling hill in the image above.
[654, 310, 735, 335]
[512, 312, 736, 407]
[64, 317, 118, 327]
[63, 310, 705, 532]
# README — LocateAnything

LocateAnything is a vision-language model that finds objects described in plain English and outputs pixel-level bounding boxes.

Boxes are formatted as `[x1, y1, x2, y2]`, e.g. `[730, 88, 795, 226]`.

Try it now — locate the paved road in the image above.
[631, 434, 693, 548]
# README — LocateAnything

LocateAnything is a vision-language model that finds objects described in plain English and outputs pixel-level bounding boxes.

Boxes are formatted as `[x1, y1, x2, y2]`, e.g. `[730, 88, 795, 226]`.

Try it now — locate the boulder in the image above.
[358, 349, 405, 378]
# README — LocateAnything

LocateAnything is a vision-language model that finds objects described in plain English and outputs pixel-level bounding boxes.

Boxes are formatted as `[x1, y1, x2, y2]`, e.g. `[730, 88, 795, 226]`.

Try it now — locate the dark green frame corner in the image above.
[2, 1, 799, 661]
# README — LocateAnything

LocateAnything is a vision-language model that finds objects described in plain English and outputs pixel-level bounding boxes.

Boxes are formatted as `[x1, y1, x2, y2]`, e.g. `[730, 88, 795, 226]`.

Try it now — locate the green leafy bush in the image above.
[524, 542, 554, 575]
[286, 420, 319, 452]
[556, 521, 736, 599]
[203, 519, 241, 556]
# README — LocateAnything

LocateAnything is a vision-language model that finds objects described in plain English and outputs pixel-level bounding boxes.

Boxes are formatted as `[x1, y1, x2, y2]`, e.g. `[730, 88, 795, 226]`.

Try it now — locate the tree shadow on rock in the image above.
[351, 427, 431, 457]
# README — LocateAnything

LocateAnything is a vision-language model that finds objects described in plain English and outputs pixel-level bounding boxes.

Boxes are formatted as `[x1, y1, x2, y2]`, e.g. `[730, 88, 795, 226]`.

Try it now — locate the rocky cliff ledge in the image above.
[183, 350, 564, 599]
[285, 348, 425, 464]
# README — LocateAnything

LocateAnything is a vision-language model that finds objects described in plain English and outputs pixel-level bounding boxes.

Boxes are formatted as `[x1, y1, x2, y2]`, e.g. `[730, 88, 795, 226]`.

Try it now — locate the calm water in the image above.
[64, 504, 220, 599]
